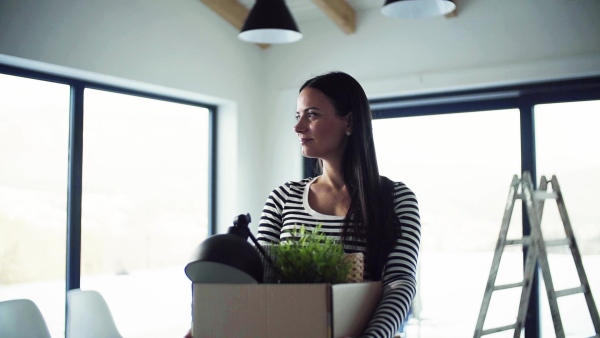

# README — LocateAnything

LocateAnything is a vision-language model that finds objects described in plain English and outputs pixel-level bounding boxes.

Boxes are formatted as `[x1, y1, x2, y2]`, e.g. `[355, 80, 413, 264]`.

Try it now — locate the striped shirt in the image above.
[257, 177, 421, 338]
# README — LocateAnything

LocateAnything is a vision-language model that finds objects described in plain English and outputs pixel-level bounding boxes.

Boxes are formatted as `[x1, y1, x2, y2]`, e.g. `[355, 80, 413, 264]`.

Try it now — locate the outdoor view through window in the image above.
[535, 100, 600, 338]
[0, 74, 210, 338]
[373, 103, 599, 338]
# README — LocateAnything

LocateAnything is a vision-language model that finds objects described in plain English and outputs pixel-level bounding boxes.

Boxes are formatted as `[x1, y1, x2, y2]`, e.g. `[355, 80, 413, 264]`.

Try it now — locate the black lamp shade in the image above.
[185, 226, 264, 284]
[239, 0, 302, 44]
[382, 0, 456, 19]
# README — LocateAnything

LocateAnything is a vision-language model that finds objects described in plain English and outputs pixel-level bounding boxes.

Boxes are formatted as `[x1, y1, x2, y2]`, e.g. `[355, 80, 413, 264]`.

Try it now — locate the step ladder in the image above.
[473, 171, 600, 338]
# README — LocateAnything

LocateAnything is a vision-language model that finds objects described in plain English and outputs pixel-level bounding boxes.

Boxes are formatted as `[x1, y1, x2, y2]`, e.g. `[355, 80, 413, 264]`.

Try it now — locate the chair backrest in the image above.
[66, 289, 123, 338]
[0, 298, 52, 338]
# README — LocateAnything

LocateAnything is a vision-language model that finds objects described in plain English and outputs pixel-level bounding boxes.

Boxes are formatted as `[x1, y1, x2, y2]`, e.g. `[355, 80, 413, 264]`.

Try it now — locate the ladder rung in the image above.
[506, 237, 531, 246]
[504, 238, 568, 247]
[545, 238, 570, 247]
[515, 192, 558, 200]
[494, 281, 524, 291]
[555, 285, 586, 297]
[533, 191, 558, 199]
[481, 323, 517, 335]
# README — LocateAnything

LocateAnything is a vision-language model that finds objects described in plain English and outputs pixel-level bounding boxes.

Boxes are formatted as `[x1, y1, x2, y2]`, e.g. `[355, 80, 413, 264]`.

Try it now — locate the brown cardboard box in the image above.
[192, 281, 382, 338]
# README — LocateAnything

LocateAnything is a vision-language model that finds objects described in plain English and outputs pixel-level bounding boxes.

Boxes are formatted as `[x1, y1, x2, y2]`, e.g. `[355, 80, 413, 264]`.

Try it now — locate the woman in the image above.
[257, 71, 421, 338]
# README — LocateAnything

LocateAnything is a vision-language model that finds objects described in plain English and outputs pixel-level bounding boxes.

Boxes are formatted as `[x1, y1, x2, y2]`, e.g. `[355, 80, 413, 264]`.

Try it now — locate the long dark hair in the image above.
[299, 71, 400, 280]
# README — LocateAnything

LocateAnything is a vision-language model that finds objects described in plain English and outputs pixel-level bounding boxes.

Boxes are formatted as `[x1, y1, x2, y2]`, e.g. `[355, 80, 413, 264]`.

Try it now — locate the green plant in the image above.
[270, 224, 351, 284]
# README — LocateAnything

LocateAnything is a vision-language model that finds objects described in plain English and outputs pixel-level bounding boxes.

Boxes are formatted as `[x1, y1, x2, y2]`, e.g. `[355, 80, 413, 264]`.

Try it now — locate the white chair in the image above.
[66, 289, 123, 338]
[0, 298, 52, 338]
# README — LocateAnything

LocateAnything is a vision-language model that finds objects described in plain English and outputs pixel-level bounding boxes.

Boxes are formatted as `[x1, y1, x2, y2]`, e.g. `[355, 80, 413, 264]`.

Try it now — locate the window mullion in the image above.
[520, 98, 541, 338]
[66, 83, 84, 293]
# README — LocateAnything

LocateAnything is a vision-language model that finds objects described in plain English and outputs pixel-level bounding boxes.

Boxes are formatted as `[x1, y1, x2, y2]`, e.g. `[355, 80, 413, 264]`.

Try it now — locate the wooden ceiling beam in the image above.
[200, 0, 270, 49]
[200, 0, 248, 29]
[312, 0, 356, 34]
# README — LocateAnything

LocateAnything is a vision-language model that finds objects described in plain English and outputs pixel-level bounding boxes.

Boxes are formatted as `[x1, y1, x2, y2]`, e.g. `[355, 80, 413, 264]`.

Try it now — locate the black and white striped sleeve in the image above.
[257, 182, 290, 244]
[361, 182, 421, 338]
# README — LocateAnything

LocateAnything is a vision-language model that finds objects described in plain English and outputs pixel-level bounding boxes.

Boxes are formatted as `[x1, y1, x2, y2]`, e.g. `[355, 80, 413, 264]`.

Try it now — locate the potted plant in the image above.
[268, 224, 355, 284]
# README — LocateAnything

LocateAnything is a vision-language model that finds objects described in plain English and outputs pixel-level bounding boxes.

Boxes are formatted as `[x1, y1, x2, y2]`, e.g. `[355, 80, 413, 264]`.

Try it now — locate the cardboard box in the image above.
[192, 281, 382, 338]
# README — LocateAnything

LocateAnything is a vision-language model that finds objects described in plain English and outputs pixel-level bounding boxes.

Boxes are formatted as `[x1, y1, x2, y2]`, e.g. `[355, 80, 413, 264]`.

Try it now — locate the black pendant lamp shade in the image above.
[239, 0, 302, 44]
[382, 0, 456, 19]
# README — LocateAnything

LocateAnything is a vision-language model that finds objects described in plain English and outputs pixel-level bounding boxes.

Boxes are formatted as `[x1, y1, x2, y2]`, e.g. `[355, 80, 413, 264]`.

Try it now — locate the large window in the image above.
[373, 109, 522, 338]
[535, 100, 600, 338]
[0, 73, 70, 336]
[79, 89, 210, 337]
[370, 77, 600, 338]
[0, 66, 214, 337]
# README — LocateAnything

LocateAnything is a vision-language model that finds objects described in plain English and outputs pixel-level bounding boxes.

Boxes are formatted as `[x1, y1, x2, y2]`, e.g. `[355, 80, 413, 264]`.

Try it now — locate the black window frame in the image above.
[0, 63, 218, 322]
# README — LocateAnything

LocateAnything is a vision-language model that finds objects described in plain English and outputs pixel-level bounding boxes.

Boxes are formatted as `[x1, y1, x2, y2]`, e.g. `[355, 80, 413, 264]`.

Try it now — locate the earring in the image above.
[346, 131, 351, 136]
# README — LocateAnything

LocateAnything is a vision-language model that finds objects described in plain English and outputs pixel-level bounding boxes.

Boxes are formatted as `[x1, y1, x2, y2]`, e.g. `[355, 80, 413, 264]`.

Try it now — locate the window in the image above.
[0, 66, 214, 338]
[535, 100, 600, 338]
[373, 109, 522, 338]
[0, 73, 70, 336]
[370, 76, 600, 338]
[79, 89, 210, 337]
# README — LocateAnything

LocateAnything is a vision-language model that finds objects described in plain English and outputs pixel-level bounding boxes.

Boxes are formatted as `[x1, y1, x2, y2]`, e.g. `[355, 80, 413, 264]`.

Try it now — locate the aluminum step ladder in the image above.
[473, 171, 600, 338]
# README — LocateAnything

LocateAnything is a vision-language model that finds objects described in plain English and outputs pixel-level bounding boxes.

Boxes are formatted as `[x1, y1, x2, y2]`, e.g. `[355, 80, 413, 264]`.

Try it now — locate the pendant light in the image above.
[239, 0, 302, 44]
[381, 0, 456, 19]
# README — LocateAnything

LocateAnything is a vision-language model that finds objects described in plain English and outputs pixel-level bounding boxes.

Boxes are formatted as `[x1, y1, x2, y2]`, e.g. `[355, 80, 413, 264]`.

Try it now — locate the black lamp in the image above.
[239, 0, 302, 44]
[185, 213, 275, 284]
[381, 0, 456, 19]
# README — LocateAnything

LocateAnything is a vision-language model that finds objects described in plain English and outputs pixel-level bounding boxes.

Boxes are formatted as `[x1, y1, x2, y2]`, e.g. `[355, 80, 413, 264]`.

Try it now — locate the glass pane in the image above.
[0, 73, 70, 337]
[80, 89, 210, 338]
[535, 100, 600, 338]
[373, 110, 521, 338]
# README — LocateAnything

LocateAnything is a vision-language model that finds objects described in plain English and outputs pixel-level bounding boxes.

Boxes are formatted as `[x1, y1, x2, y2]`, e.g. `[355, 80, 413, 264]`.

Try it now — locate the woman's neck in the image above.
[319, 161, 345, 189]
[309, 161, 350, 217]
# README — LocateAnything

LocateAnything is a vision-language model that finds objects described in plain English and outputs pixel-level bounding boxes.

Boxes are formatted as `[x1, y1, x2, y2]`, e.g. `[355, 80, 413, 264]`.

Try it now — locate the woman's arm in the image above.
[257, 183, 289, 244]
[361, 183, 421, 338]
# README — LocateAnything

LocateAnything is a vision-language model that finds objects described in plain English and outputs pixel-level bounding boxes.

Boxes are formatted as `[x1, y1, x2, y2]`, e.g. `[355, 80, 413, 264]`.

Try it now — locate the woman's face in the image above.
[294, 87, 351, 162]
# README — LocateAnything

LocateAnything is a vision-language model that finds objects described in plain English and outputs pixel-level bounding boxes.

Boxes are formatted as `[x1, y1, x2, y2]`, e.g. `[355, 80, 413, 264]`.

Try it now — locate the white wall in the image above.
[260, 0, 600, 199]
[1, 0, 599, 233]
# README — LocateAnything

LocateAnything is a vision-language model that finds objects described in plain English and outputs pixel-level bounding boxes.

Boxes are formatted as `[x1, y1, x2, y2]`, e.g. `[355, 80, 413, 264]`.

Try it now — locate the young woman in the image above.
[257, 71, 421, 338]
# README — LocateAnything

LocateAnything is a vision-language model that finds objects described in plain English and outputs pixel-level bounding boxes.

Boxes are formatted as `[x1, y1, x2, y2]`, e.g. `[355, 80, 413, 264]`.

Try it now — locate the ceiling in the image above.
[200, 0, 457, 48]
